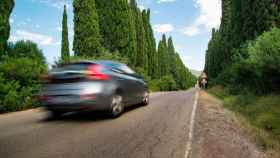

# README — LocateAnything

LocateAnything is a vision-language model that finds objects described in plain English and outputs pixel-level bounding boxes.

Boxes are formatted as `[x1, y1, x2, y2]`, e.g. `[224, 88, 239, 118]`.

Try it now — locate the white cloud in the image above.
[182, 26, 200, 36]
[9, 30, 56, 46]
[157, 0, 176, 3]
[153, 24, 174, 33]
[182, 0, 221, 36]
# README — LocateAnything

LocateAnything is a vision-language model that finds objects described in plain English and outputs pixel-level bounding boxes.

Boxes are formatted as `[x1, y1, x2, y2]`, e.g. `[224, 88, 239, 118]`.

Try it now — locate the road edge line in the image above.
[184, 89, 199, 158]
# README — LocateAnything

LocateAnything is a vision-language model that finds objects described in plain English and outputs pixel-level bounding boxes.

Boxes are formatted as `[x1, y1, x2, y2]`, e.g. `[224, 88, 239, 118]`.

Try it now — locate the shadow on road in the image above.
[40, 104, 144, 123]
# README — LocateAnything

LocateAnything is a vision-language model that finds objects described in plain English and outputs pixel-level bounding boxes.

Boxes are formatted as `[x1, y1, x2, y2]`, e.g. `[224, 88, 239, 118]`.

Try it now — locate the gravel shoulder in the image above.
[191, 91, 265, 158]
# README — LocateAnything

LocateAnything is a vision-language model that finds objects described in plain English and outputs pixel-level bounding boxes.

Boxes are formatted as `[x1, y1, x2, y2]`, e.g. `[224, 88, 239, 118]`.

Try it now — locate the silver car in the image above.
[38, 60, 149, 118]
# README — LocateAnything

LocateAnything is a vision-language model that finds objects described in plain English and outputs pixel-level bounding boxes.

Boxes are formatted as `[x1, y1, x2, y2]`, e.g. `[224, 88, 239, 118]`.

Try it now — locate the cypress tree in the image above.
[133, 8, 148, 70]
[157, 40, 164, 78]
[73, 0, 103, 56]
[61, 5, 70, 62]
[0, 0, 14, 57]
[126, 0, 137, 67]
[95, 0, 136, 56]
[146, 9, 158, 79]
[157, 35, 169, 78]
[161, 34, 169, 76]
[167, 37, 176, 73]
[142, 9, 157, 78]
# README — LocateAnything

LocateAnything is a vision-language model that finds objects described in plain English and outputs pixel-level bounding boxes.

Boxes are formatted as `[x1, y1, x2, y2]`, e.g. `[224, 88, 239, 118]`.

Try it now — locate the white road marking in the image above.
[185, 89, 199, 158]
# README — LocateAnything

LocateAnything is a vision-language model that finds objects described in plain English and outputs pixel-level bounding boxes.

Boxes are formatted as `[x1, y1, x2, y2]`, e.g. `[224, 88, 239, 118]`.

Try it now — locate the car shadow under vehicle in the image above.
[40, 103, 145, 123]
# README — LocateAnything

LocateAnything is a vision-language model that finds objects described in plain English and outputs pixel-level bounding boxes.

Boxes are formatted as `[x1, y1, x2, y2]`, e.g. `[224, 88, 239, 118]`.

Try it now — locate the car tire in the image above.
[141, 91, 149, 106]
[110, 94, 124, 118]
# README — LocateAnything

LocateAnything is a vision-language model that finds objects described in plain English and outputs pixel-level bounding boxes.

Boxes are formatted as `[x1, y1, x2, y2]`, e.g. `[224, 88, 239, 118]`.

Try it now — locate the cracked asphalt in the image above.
[0, 89, 197, 158]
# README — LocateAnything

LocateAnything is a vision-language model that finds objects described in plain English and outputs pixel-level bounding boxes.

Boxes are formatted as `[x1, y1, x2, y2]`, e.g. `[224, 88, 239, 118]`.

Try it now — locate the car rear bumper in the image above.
[41, 94, 113, 112]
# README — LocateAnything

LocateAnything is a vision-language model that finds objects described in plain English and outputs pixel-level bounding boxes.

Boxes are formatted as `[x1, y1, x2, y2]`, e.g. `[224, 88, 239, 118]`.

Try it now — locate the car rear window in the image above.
[51, 63, 91, 73]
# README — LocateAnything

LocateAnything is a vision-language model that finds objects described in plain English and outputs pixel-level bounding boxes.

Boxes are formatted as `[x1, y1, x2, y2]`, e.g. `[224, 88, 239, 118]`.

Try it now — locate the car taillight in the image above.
[86, 65, 109, 80]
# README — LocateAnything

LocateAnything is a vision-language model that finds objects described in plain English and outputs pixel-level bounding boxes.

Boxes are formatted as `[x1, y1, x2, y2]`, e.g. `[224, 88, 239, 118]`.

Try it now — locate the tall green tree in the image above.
[73, 0, 103, 56]
[61, 5, 70, 62]
[142, 9, 157, 78]
[95, 0, 136, 57]
[167, 37, 176, 74]
[205, 0, 280, 82]
[134, 9, 148, 70]
[161, 34, 169, 76]
[157, 34, 169, 78]
[0, 0, 14, 57]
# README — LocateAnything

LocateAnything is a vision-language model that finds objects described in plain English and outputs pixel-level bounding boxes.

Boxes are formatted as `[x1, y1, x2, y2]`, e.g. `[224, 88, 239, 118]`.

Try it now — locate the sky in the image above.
[9, 0, 222, 71]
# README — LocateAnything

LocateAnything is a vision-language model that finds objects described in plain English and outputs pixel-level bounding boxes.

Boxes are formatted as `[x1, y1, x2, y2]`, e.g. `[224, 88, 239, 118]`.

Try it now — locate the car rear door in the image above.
[110, 67, 136, 105]
[116, 65, 144, 105]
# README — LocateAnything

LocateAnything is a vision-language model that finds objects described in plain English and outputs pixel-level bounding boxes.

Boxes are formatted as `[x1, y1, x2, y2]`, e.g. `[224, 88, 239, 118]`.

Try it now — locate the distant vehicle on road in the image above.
[38, 60, 149, 118]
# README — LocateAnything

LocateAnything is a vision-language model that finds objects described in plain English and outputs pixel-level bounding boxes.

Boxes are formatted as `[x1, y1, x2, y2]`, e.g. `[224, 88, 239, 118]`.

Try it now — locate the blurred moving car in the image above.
[38, 60, 149, 118]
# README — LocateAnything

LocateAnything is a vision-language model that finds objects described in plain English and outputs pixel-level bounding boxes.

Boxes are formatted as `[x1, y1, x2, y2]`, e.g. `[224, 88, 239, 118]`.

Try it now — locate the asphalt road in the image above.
[0, 89, 197, 158]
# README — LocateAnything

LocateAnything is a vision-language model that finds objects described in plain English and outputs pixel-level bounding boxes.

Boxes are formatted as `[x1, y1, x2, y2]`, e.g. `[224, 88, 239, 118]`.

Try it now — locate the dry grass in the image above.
[207, 86, 280, 158]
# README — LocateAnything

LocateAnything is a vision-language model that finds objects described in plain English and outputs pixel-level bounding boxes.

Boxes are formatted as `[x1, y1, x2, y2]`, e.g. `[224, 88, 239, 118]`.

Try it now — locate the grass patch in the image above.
[208, 86, 280, 156]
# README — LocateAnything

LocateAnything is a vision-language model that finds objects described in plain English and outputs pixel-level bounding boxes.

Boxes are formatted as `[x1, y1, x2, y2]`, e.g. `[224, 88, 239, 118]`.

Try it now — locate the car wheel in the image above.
[110, 94, 124, 118]
[141, 91, 149, 106]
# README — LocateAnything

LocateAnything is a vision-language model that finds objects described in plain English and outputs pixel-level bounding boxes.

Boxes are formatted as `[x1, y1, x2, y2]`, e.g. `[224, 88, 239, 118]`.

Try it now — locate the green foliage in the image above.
[158, 75, 177, 91]
[229, 28, 280, 93]
[73, 0, 103, 56]
[0, 57, 47, 87]
[205, 0, 280, 94]
[57, 51, 129, 66]
[61, 5, 70, 62]
[0, 41, 47, 113]
[134, 8, 148, 70]
[0, 0, 14, 57]
[148, 79, 161, 92]
[142, 9, 156, 77]
[95, 0, 137, 58]
[7, 40, 45, 63]
[205, 0, 279, 76]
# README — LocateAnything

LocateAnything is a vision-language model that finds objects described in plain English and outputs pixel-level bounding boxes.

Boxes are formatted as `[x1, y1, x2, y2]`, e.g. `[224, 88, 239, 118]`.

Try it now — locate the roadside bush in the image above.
[7, 40, 45, 63]
[158, 75, 177, 91]
[0, 40, 47, 113]
[148, 79, 161, 92]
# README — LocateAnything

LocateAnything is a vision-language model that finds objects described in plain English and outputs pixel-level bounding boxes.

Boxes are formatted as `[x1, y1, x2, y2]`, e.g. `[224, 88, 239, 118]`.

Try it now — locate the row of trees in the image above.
[204, 0, 280, 93]
[61, 0, 196, 91]
[0, 0, 196, 113]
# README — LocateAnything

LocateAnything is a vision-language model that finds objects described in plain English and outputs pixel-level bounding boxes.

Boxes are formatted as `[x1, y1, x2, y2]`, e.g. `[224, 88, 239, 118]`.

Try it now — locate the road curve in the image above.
[0, 89, 197, 158]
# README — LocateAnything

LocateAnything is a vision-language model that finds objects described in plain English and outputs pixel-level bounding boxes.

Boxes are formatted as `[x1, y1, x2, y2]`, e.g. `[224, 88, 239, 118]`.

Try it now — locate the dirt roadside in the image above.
[191, 91, 265, 158]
